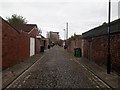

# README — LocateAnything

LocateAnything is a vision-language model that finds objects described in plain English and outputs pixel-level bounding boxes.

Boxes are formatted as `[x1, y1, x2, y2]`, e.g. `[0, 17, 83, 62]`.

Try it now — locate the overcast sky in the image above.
[0, 0, 119, 39]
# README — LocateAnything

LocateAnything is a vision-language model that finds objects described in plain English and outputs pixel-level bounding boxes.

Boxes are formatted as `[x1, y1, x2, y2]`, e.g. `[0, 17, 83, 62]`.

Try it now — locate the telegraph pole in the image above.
[107, 0, 111, 74]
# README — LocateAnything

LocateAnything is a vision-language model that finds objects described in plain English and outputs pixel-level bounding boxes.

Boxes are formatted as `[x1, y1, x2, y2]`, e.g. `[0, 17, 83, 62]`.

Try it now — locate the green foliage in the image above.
[69, 34, 81, 40]
[6, 14, 27, 25]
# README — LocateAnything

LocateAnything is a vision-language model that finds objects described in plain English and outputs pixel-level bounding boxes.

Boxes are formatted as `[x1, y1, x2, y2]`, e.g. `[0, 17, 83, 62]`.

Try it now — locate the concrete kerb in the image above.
[2, 52, 46, 89]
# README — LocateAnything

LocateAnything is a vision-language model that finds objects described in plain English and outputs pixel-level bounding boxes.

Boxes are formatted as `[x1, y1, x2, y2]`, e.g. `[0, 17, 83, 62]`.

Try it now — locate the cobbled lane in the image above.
[7, 46, 112, 89]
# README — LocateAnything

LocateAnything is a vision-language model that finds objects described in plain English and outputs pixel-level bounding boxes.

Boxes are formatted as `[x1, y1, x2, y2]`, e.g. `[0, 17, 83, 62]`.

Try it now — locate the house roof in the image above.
[41, 35, 46, 39]
[40, 35, 46, 40]
[82, 18, 120, 39]
[0, 16, 38, 34]
[13, 24, 38, 33]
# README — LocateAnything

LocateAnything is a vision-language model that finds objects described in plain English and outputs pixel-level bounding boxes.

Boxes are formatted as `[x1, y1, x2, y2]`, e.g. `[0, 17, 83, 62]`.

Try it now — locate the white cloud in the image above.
[0, 0, 119, 39]
[1, 0, 119, 3]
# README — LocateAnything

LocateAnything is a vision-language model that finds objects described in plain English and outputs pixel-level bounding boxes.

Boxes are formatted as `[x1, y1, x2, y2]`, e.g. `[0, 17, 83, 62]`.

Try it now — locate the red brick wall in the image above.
[2, 19, 42, 69]
[29, 28, 37, 38]
[35, 38, 40, 54]
[45, 39, 49, 49]
[111, 33, 120, 72]
[29, 28, 40, 54]
[91, 36, 108, 65]
[2, 19, 19, 69]
[76, 39, 82, 48]
[2, 19, 41, 69]
[20, 30, 40, 61]
[83, 39, 89, 59]
[19, 32, 30, 62]
[68, 39, 82, 53]
[70, 40, 76, 53]
[83, 33, 120, 73]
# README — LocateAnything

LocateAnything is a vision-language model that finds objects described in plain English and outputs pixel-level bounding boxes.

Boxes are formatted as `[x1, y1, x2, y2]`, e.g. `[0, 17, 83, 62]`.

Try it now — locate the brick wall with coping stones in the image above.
[68, 39, 82, 53]
[82, 18, 120, 73]
[29, 27, 41, 54]
[35, 38, 40, 54]
[83, 39, 89, 59]
[29, 28, 38, 38]
[15, 27, 40, 62]
[83, 33, 120, 73]
[19, 32, 30, 62]
[2, 19, 20, 69]
[45, 39, 49, 49]
[2, 18, 41, 69]
[111, 33, 120, 73]
[68, 40, 75, 53]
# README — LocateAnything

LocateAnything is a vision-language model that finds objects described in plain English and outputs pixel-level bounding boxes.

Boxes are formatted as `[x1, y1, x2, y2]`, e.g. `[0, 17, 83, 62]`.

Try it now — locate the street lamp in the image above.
[107, 0, 111, 74]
